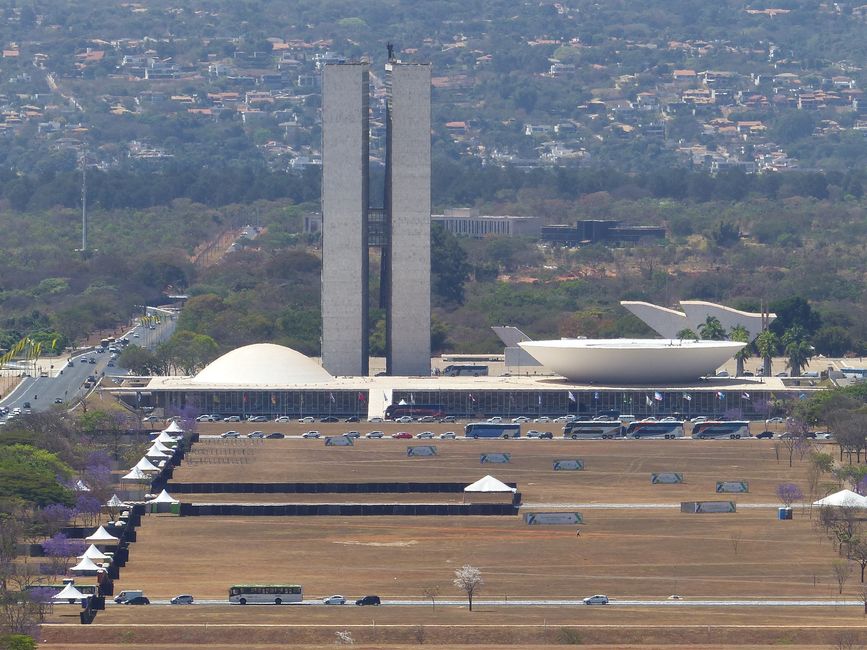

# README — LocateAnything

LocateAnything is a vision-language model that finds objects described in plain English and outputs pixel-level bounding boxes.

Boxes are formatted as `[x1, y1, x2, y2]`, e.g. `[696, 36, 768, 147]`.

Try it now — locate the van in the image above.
[114, 590, 144, 604]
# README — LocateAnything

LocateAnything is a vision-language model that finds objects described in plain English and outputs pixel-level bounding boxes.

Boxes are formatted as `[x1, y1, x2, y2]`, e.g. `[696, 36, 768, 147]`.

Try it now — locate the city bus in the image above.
[464, 422, 521, 439]
[442, 364, 489, 377]
[229, 584, 303, 605]
[562, 420, 623, 439]
[384, 404, 446, 420]
[691, 420, 751, 439]
[624, 420, 685, 439]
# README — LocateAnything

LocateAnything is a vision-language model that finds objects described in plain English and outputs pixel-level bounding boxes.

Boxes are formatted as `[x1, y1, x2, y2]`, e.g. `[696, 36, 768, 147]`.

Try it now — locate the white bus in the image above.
[562, 420, 623, 439]
[625, 420, 685, 439]
[691, 421, 751, 439]
[229, 584, 303, 605]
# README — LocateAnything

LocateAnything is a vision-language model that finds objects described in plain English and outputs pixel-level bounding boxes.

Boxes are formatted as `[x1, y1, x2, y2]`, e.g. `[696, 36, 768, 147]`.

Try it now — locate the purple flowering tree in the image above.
[41, 533, 84, 579]
[74, 494, 102, 527]
[33, 504, 75, 538]
[776, 483, 804, 508]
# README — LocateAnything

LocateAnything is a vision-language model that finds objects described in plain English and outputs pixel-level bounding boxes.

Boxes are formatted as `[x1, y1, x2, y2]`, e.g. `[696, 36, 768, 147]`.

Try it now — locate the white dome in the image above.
[191, 344, 332, 385]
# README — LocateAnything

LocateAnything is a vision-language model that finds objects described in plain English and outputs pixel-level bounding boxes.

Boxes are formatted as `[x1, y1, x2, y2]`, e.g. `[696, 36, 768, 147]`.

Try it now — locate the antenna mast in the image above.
[80, 147, 87, 252]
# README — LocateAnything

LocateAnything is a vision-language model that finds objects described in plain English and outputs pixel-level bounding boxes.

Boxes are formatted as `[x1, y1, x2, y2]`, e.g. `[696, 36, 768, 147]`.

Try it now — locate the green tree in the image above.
[783, 326, 814, 377]
[729, 324, 752, 377]
[698, 316, 726, 341]
[676, 328, 698, 341]
[430, 224, 471, 305]
[755, 329, 779, 377]
[0, 445, 74, 507]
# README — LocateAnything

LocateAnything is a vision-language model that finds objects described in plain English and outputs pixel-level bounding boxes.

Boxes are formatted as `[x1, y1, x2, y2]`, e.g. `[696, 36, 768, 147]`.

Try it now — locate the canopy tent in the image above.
[69, 556, 102, 573]
[122, 466, 148, 481]
[155, 431, 180, 445]
[150, 440, 173, 453]
[53, 581, 86, 603]
[73, 479, 90, 492]
[813, 489, 867, 507]
[105, 494, 128, 508]
[145, 446, 171, 460]
[146, 489, 179, 504]
[85, 526, 119, 544]
[463, 475, 516, 493]
[134, 457, 160, 473]
[162, 420, 184, 434]
[78, 544, 110, 561]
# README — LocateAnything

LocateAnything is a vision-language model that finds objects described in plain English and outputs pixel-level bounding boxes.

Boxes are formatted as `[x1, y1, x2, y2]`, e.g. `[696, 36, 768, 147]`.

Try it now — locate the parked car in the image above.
[344, 416, 360, 423]
[365, 431, 385, 439]
[416, 431, 435, 439]
[224, 415, 241, 422]
[302, 430, 321, 439]
[367, 417, 383, 423]
[298, 416, 315, 424]
[320, 416, 339, 423]
[196, 414, 219, 422]
[487, 417, 503, 423]
[534, 416, 551, 423]
[248, 431, 266, 439]
[265, 432, 285, 439]
[323, 595, 346, 605]
[170, 594, 194, 605]
[123, 596, 150, 605]
[440, 416, 456, 423]
[344, 431, 361, 438]
[247, 415, 267, 422]
[392, 432, 412, 439]
[274, 416, 292, 423]
[766, 417, 785, 424]
[355, 595, 381, 606]
[583, 594, 609, 605]
[220, 431, 240, 439]
[526, 430, 553, 439]
[395, 416, 413, 423]
[114, 590, 143, 604]
[417, 415, 436, 423]
[756, 430, 774, 439]
[439, 431, 456, 439]
[512, 416, 530, 423]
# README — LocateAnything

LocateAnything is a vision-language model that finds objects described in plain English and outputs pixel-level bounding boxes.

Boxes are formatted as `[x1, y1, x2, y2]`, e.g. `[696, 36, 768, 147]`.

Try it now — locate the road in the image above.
[112, 598, 865, 608]
[0, 310, 176, 422]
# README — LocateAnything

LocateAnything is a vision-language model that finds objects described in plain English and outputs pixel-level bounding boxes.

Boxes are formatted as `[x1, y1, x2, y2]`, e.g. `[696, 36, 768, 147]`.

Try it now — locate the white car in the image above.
[534, 416, 551, 423]
[367, 417, 383, 423]
[274, 416, 292, 423]
[298, 416, 315, 423]
[302, 430, 321, 439]
[196, 414, 217, 422]
[511, 416, 530, 423]
[220, 431, 240, 439]
[583, 594, 609, 605]
[323, 595, 346, 605]
[487, 417, 503, 423]
[439, 431, 456, 439]
[416, 431, 435, 439]
[224, 415, 241, 422]
[395, 416, 414, 423]
[365, 431, 384, 439]
[248, 431, 265, 439]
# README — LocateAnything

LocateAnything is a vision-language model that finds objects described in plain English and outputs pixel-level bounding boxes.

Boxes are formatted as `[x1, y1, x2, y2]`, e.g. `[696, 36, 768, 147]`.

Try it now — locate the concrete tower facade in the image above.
[321, 63, 369, 376]
[385, 62, 431, 376]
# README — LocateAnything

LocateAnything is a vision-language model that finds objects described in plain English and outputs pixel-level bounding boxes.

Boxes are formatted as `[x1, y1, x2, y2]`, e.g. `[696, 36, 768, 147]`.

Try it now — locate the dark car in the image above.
[123, 596, 150, 605]
[320, 416, 339, 423]
[356, 595, 381, 606]
[265, 432, 285, 439]
[23, 402, 31, 409]
[344, 415, 360, 423]
[756, 430, 774, 439]
[53, 397, 63, 404]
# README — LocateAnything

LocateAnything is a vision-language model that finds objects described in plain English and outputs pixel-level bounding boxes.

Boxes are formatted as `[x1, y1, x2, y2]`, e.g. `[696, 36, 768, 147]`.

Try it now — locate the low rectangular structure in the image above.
[480, 453, 511, 464]
[681, 501, 736, 513]
[524, 512, 583, 525]
[652, 472, 684, 484]
[716, 481, 749, 493]
[553, 459, 585, 471]
[406, 445, 438, 457]
[324, 436, 354, 446]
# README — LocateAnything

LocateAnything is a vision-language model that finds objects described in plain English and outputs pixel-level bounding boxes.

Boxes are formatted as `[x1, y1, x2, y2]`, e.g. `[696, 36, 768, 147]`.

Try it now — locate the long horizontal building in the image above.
[139, 344, 819, 421]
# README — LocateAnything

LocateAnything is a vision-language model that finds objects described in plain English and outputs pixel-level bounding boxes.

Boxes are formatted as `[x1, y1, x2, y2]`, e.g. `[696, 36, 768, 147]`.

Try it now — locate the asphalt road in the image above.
[111, 598, 865, 608]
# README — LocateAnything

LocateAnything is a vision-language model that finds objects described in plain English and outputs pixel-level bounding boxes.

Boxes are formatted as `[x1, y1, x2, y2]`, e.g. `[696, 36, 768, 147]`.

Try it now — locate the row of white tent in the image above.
[813, 489, 867, 507]
[122, 432, 180, 481]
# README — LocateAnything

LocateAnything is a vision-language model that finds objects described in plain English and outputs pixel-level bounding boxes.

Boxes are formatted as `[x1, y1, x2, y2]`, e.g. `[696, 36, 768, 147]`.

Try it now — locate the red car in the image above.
[391, 432, 412, 439]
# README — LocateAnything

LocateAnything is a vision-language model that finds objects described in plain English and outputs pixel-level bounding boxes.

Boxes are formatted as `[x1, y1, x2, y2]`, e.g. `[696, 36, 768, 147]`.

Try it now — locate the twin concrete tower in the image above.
[321, 59, 431, 377]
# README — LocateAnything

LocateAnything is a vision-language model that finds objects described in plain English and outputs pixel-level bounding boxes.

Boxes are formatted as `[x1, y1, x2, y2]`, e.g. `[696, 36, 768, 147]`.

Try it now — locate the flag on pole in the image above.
[741, 392, 750, 400]
[653, 391, 663, 401]
[593, 391, 600, 400]
[329, 392, 335, 403]
[358, 392, 366, 402]
[717, 391, 725, 400]
[682, 393, 692, 402]
[469, 394, 476, 403]
[645, 395, 653, 407]
[538, 395, 542, 405]
[568, 391, 576, 402]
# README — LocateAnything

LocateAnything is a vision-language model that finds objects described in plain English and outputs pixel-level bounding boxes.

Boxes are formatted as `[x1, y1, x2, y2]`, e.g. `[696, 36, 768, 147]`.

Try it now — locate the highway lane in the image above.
[111, 598, 865, 608]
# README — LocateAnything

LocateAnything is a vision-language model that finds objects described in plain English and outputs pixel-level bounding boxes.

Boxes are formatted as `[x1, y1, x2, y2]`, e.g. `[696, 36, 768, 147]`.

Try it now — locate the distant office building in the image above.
[541, 219, 665, 245]
[321, 57, 431, 377]
[432, 209, 541, 238]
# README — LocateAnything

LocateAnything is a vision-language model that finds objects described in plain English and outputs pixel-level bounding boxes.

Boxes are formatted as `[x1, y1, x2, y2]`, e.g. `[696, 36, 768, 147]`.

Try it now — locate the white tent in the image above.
[73, 479, 90, 492]
[155, 430, 179, 445]
[463, 475, 516, 493]
[150, 440, 172, 453]
[69, 556, 102, 573]
[813, 489, 867, 507]
[145, 446, 171, 460]
[85, 526, 119, 544]
[78, 544, 110, 561]
[146, 489, 179, 504]
[54, 581, 86, 603]
[133, 457, 160, 473]
[162, 420, 184, 434]
[122, 466, 148, 481]
[105, 494, 127, 508]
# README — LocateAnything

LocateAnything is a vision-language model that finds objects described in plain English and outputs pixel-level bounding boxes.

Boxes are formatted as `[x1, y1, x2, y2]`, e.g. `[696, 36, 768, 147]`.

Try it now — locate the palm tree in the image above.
[698, 316, 726, 341]
[729, 324, 751, 377]
[783, 326, 813, 377]
[755, 329, 779, 377]
[676, 328, 698, 341]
